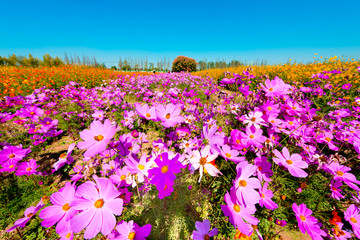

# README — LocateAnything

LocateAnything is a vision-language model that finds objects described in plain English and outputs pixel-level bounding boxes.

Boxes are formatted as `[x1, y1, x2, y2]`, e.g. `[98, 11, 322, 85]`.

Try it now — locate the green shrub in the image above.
[172, 56, 197, 72]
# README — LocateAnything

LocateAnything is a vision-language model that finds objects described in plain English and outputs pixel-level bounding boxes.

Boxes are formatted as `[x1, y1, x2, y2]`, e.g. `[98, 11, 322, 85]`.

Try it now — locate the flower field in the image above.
[1, 61, 360, 240]
[0, 65, 153, 98]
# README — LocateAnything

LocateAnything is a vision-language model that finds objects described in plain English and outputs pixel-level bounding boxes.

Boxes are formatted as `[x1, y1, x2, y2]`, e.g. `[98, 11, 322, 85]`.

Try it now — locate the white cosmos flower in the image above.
[190, 145, 221, 182]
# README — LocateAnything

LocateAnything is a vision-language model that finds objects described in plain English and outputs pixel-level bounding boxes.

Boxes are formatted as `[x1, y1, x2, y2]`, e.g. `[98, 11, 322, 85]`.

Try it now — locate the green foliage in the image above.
[172, 56, 197, 72]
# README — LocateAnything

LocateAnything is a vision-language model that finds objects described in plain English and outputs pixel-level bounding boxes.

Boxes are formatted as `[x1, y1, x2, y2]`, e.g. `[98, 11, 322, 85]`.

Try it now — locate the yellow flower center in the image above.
[204, 234, 210, 240]
[30, 111, 35, 115]
[26, 167, 32, 172]
[249, 135, 254, 139]
[27, 213, 34, 218]
[350, 217, 357, 223]
[236, 139, 241, 144]
[292, 106, 297, 110]
[138, 164, 145, 170]
[325, 137, 331, 142]
[185, 143, 190, 147]
[251, 117, 256, 122]
[94, 135, 104, 141]
[300, 215, 306, 221]
[9, 154, 15, 158]
[120, 175, 126, 180]
[269, 88, 273, 91]
[267, 107, 272, 110]
[261, 193, 265, 198]
[66, 232, 72, 239]
[161, 165, 169, 173]
[9, 164, 14, 168]
[128, 232, 136, 239]
[98, 115, 101, 117]
[199, 157, 207, 166]
[336, 171, 344, 176]
[289, 121, 294, 125]
[94, 199, 104, 208]
[46, 121, 50, 125]
[286, 160, 293, 165]
[271, 120, 275, 123]
[146, 113, 151, 118]
[233, 204, 241, 212]
[225, 153, 231, 158]
[59, 153, 67, 159]
[258, 166, 263, 171]
[62, 203, 71, 211]
[239, 180, 247, 187]
[165, 113, 171, 119]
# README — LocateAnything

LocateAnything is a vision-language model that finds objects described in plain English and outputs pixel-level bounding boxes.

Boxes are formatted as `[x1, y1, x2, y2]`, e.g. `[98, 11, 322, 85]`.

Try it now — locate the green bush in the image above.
[172, 56, 197, 72]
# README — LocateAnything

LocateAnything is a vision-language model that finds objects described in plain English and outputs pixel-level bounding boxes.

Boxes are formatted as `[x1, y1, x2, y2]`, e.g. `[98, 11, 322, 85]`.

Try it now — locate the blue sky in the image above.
[1, 0, 360, 66]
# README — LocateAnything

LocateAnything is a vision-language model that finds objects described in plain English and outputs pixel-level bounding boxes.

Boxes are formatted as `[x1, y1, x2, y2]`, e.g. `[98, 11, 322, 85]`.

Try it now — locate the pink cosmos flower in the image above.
[113, 220, 152, 240]
[189, 145, 221, 182]
[344, 204, 360, 238]
[39, 182, 78, 235]
[221, 189, 258, 237]
[155, 103, 184, 128]
[70, 177, 123, 239]
[259, 182, 278, 210]
[53, 143, 75, 171]
[92, 110, 105, 120]
[219, 145, 245, 163]
[191, 219, 218, 240]
[260, 76, 291, 97]
[332, 222, 352, 240]
[134, 103, 157, 121]
[15, 159, 38, 176]
[125, 154, 152, 184]
[325, 162, 360, 191]
[7, 201, 45, 232]
[234, 162, 261, 207]
[240, 126, 266, 148]
[77, 119, 117, 157]
[330, 181, 345, 200]
[273, 147, 308, 178]
[110, 166, 132, 187]
[292, 203, 327, 239]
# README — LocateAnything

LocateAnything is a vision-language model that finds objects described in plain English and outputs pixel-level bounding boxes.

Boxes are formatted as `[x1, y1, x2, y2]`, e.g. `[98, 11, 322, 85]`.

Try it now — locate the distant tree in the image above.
[172, 56, 197, 72]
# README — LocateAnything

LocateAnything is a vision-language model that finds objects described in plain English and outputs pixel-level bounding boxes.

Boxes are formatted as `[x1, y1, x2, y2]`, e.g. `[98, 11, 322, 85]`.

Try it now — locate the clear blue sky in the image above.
[1, 0, 360, 66]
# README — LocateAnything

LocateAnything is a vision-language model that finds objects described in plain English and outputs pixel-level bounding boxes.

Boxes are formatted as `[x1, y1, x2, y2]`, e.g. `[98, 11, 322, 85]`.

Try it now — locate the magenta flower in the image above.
[240, 125, 266, 148]
[254, 156, 273, 182]
[39, 182, 78, 235]
[332, 222, 351, 240]
[259, 182, 278, 210]
[114, 220, 152, 240]
[155, 103, 184, 128]
[0, 144, 31, 166]
[148, 152, 183, 197]
[330, 181, 345, 200]
[292, 203, 326, 239]
[0, 158, 18, 173]
[273, 147, 308, 178]
[191, 219, 218, 240]
[70, 177, 123, 239]
[7, 202, 45, 232]
[344, 204, 360, 238]
[221, 189, 258, 237]
[15, 159, 38, 176]
[77, 119, 117, 157]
